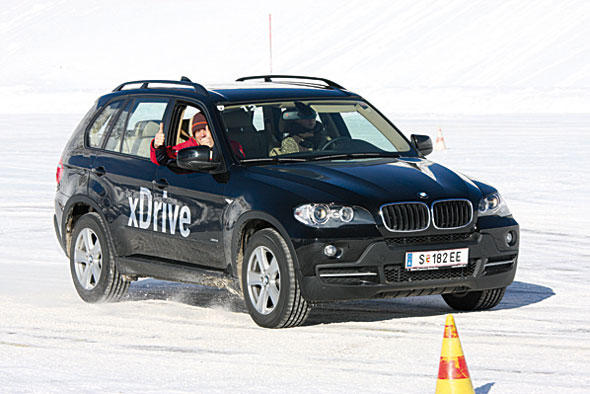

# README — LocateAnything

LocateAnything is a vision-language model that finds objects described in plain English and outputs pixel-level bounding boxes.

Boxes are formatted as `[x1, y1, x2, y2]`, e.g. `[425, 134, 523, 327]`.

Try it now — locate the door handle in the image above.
[91, 166, 106, 176]
[152, 178, 169, 189]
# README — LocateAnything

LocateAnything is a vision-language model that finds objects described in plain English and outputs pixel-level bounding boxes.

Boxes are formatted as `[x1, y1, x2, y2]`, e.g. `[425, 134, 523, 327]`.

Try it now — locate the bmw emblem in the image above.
[418, 192, 428, 199]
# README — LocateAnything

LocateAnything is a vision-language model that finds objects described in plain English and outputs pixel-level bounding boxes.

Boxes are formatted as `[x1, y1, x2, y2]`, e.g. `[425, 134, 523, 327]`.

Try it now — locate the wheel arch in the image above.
[61, 195, 113, 258]
[230, 211, 301, 287]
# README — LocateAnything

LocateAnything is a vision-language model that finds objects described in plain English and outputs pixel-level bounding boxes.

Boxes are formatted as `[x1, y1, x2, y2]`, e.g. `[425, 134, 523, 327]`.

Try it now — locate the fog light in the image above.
[505, 231, 515, 246]
[324, 244, 338, 257]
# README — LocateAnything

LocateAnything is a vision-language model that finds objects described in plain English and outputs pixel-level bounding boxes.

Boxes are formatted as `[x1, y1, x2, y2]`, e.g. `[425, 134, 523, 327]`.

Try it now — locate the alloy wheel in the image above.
[73, 228, 103, 290]
[246, 245, 281, 315]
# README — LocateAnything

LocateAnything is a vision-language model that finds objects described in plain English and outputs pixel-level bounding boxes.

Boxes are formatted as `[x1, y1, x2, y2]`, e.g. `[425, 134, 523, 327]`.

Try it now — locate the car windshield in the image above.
[218, 100, 413, 161]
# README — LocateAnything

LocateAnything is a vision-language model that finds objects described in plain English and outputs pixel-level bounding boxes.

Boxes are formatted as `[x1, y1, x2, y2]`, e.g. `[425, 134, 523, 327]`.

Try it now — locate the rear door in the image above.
[89, 96, 171, 258]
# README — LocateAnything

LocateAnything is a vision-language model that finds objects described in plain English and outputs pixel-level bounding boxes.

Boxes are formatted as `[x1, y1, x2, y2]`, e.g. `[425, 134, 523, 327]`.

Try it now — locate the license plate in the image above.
[405, 248, 469, 271]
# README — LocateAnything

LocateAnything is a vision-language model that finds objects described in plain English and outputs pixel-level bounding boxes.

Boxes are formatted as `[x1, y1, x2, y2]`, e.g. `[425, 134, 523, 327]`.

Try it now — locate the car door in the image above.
[89, 96, 172, 258]
[79, 98, 124, 205]
[149, 101, 227, 269]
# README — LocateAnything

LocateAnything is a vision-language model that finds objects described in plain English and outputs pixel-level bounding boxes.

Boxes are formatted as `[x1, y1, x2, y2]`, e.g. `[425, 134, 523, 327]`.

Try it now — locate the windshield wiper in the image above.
[307, 152, 401, 161]
[240, 152, 401, 164]
[240, 157, 308, 164]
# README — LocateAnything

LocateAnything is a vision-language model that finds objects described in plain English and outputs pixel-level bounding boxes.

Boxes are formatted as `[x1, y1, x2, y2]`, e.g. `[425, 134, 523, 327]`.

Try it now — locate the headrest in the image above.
[223, 109, 253, 128]
[135, 120, 159, 136]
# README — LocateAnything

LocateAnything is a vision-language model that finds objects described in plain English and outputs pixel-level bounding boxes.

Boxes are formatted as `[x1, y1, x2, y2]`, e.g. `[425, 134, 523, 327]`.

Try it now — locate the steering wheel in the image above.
[320, 136, 351, 151]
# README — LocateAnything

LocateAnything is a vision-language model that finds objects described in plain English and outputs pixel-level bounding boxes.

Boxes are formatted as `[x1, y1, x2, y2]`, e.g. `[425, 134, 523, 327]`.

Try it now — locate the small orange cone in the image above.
[435, 127, 447, 151]
[435, 314, 474, 394]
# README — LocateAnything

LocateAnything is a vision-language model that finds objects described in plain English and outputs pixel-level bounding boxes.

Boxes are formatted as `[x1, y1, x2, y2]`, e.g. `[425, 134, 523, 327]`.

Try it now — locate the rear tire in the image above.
[242, 228, 310, 328]
[70, 213, 129, 303]
[442, 287, 506, 311]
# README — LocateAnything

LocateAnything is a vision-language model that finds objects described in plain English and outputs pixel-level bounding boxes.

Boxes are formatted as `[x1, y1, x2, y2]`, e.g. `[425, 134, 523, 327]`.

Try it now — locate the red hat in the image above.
[191, 113, 208, 133]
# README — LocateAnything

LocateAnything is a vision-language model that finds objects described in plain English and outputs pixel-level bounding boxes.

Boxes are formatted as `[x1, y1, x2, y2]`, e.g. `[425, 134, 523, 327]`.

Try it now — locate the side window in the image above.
[87, 101, 121, 148]
[120, 99, 169, 158]
[252, 106, 264, 130]
[175, 104, 204, 145]
[105, 100, 132, 152]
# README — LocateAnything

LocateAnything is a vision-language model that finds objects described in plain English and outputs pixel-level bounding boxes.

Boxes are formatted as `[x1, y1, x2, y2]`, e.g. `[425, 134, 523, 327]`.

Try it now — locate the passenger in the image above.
[269, 102, 328, 156]
[150, 113, 244, 166]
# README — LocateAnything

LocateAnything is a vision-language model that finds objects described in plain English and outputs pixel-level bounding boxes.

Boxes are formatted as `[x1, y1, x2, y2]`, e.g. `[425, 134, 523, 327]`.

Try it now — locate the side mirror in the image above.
[411, 134, 433, 156]
[176, 146, 219, 171]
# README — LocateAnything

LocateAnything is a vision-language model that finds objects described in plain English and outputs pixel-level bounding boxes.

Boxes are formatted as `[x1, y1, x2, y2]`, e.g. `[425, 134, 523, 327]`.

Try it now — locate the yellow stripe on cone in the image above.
[435, 314, 474, 394]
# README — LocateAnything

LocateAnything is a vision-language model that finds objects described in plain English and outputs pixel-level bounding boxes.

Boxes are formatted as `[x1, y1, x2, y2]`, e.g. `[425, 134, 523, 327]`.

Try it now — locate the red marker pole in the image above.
[269, 13, 273, 73]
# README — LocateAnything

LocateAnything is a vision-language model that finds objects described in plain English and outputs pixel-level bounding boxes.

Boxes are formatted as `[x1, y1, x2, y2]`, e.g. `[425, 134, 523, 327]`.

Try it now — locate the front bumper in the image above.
[294, 222, 519, 302]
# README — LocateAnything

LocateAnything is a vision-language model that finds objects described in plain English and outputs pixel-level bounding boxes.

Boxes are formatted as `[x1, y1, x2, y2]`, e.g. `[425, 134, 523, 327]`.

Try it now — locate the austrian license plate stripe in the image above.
[405, 248, 469, 270]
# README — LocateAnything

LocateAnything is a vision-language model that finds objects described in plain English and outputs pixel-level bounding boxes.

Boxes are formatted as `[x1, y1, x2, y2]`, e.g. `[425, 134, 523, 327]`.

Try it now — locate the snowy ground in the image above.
[1, 112, 588, 393]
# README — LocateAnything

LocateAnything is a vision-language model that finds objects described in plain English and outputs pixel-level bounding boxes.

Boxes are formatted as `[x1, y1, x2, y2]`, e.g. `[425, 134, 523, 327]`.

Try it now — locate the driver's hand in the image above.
[154, 123, 165, 148]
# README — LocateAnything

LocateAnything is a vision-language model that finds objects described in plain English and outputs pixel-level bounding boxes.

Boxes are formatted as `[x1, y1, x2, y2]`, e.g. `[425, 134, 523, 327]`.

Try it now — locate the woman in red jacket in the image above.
[150, 113, 244, 166]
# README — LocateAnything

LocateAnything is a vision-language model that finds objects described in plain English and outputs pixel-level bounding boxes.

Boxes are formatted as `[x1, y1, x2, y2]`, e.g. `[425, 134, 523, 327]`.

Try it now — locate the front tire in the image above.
[442, 287, 506, 311]
[70, 213, 128, 303]
[242, 228, 310, 328]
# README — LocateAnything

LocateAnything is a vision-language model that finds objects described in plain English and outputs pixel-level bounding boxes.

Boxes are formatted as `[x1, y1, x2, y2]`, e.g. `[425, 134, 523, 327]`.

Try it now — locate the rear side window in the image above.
[104, 101, 132, 152]
[87, 101, 122, 148]
[120, 99, 169, 158]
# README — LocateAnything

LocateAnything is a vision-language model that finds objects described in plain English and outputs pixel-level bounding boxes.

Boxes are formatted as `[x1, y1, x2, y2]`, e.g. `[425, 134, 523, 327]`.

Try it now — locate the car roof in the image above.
[209, 82, 357, 101]
[97, 77, 361, 107]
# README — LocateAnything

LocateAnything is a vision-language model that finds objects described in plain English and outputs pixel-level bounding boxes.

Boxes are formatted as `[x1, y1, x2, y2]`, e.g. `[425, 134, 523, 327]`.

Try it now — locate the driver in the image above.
[269, 102, 329, 156]
[150, 113, 244, 166]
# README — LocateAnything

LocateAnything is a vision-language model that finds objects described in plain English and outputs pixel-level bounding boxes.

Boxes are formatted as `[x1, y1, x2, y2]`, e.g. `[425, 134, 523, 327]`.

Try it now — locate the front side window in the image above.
[218, 100, 412, 161]
[87, 101, 122, 148]
[173, 104, 208, 145]
[252, 106, 264, 130]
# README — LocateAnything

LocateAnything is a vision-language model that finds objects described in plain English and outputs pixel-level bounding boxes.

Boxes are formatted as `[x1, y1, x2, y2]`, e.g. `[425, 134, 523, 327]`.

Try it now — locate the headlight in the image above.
[294, 204, 374, 227]
[478, 192, 511, 217]
[311, 204, 330, 224]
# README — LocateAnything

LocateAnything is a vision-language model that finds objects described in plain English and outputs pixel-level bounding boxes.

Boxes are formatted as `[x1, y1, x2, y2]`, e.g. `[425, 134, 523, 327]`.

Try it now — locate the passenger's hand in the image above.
[154, 123, 165, 148]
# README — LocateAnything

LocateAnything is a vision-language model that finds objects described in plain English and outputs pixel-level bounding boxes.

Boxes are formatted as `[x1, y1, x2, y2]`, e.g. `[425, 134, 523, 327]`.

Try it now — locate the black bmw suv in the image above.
[54, 75, 519, 328]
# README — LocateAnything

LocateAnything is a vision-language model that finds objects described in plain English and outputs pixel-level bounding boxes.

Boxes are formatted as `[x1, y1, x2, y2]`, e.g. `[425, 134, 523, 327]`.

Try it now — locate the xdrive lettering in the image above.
[127, 187, 191, 237]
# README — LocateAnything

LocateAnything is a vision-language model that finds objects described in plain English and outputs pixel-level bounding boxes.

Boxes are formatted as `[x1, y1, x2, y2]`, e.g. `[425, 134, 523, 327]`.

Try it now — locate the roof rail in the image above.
[113, 78, 208, 95]
[236, 75, 345, 90]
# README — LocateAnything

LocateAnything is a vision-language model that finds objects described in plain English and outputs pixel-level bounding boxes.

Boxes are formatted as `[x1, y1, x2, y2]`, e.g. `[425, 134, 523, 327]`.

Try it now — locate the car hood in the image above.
[246, 157, 483, 209]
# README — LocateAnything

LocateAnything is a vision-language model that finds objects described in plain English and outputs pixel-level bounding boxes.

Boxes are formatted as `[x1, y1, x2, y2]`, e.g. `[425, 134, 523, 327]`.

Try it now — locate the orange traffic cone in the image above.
[435, 314, 474, 394]
[434, 127, 447, 151]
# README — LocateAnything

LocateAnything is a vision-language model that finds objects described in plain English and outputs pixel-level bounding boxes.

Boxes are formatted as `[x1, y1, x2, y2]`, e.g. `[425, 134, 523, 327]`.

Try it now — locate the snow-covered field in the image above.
[1, 0, 589, 392]
[2, 0, 589, 115]
[1, 113, 588, 393]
